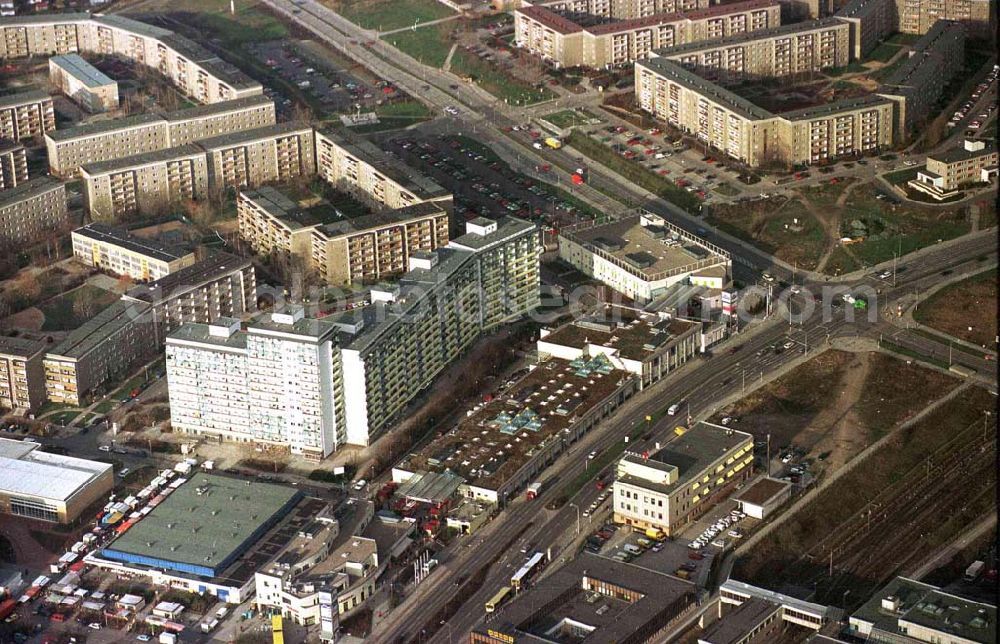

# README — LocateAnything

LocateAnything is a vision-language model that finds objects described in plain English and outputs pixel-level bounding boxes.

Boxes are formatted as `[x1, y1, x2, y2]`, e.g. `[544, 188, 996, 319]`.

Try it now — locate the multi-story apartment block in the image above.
[166, 308, 346, 460]
[658, 17, 851, 81]
[162, 94, 276, 146]
[514, 0, 782, 68]
[80, 145, 210, 220]
[877, 20, 964, 139]
[896, 0, 994, 36]
[340, 217, 540, 445]
[0, 176, 67, 245]
[165, 219, 537, 456]
[48, 53, 118, 113]
[535, 0, 712, 20]
[0, 142, 28, 191]
[315, 129, 452, 212]
[71, 222, 196, 281]
[836, 0, 899, 58]
[910, 139, 998, 199]
[237, 186, 451, 285]
[0, 13, 262, 104]
[636, 56, 893, 166]
[46, 96, 276, 178]
[0, 336, 46, 412]
[46, 113, 170, 178]
[0, 89, 55, 143]
[43, 300, 157, 405]
[120, 251, 257, 342]
[198, 121, 315, 192]
[613, 422, 753, 536]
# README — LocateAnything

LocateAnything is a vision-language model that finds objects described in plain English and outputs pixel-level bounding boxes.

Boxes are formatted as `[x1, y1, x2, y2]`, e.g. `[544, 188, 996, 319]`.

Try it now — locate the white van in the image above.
[667, 403, 680, 415]
[623, 544, 643, 555]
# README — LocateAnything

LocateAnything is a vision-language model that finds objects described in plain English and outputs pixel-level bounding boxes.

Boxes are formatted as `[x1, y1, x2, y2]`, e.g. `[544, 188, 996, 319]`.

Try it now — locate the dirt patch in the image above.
[915, 269, 997, 348]
[733, 385, 995, 606]
[4, 306, 44, 331]
[713, 350, 959, 477]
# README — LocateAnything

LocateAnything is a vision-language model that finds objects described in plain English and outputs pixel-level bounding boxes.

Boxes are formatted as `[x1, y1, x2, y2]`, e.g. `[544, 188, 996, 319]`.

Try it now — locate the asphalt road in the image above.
[369, 235, 997, 644]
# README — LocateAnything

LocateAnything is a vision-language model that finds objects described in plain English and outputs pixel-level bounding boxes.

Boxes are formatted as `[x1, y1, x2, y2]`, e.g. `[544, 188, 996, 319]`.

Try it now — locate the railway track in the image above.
[789, 416, 997, 605]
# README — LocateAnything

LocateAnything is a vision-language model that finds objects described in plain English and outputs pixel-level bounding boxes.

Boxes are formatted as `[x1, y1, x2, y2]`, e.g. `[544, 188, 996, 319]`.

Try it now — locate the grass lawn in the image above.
[142, 0, 287, 46]
[705, 198, 827, 270]
[915, 268, 997, 348]
[45, 410, 83, 426]
[450, 50, 555, 105]
[348, 100, 433, 132]
[882, 165, 924, 185]
[384, 23, 456, 68]
[566, 131, 701, 213]
[542, 108, 600, 129]
[38, 285, 119, 332]
[886, 33, 923, 46]
[824, 185, 971, 274]
[326, 0, 455, 31]
[712, 183, 740, 197]
[865, 42, 901, 63]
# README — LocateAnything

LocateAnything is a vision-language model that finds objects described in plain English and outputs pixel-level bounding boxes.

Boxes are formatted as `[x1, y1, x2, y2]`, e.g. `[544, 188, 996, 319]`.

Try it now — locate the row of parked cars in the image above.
[950, 65, 998, 129]
[689, 509, 745, 550]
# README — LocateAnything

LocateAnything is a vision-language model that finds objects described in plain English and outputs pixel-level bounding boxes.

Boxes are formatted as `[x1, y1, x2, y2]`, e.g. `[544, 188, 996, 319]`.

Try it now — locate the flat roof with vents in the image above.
[101, 473, 301, 578]
[398, 356, 631, 491]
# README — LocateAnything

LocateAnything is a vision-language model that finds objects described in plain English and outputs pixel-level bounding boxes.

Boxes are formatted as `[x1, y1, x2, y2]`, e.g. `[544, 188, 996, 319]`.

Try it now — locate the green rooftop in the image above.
[103, 473, 301, 578]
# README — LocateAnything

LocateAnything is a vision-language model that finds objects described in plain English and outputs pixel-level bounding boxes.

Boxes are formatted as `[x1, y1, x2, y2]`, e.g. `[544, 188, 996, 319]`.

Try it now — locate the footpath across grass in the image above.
[327, 0, 455, 31]
[450, 51, 555, 105]
[567, 131, 701, 213]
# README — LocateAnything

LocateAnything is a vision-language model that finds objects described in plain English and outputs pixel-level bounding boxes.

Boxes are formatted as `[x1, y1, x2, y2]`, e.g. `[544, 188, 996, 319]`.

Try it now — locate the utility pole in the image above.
[766, 433, 771, 477]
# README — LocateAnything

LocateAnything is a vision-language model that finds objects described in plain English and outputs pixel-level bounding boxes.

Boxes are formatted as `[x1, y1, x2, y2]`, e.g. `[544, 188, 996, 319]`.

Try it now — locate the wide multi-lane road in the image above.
[370, 238, 996, 643]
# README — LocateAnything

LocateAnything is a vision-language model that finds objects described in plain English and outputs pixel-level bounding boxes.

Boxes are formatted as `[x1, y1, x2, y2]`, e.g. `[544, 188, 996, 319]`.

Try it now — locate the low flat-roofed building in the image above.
[315, 128, 452, 211]
[237, 186, 451, 285]
[538, 304, 701, 389]
[0, 176, 68, 245]
[255, 533, 380, 624]
[197, 121, 315, 192]
[43, 299, 156, 405]
[394, 354, 637, 504]
[719, 580, 835, 630]
[734, 476, 792, 519]
[0, 437, 113, 523]
[87, 478, 320, 605]
[910, 139, 998, 200]
[121, 251, 256, 342]
[559, 210, 730, 303]
[80, 144, 210, 220]
[470, 551, 697, 643]
[0, 335, 47, 413]
[0, 89, 55, 143]
[699, 597, 784, 644]
[848, 576, 996, 644]
[0, 142, 29, 191]
[71, 222, 196, 281]
[101, 473, 302, 577]
[613, 421, 753, 535]
[48, 53, 118, 113]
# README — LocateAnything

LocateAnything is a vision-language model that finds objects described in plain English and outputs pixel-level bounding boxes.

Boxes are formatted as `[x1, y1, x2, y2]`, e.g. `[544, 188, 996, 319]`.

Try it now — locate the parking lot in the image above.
[247, 39, 392, 114]
[381, 132, 596, 230]
[948, 64, 998, 135]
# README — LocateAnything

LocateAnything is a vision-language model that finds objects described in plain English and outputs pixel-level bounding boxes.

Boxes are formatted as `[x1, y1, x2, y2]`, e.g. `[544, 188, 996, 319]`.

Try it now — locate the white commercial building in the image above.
[559, 210, 730, 303]
[165, 309, 346, 461]
[0, 437, 114, 524]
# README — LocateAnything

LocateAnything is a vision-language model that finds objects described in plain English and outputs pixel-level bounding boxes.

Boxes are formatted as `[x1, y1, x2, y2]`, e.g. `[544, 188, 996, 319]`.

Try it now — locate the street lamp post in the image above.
[568, 503, 580, 535]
